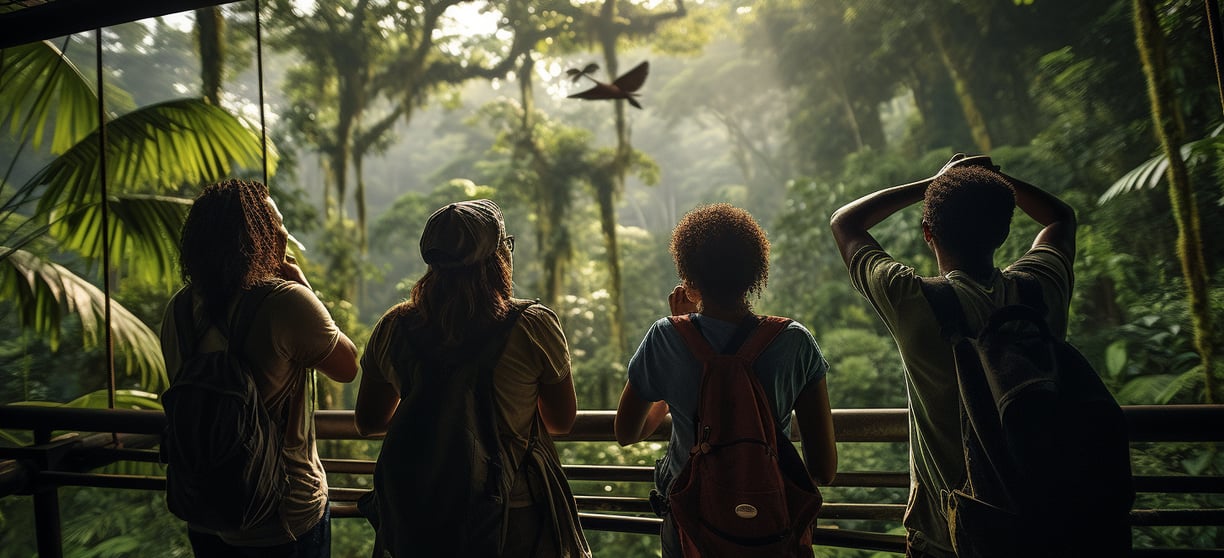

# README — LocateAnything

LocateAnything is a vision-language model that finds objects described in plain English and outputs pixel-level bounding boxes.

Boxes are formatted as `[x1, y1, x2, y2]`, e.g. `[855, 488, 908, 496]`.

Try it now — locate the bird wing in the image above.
[612, 61, 649, 93]
[568, 82, 621, 100]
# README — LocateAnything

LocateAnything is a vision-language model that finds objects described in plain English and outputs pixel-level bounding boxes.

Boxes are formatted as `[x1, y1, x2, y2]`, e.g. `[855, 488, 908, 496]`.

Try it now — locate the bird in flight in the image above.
[566, 61, 649, 109]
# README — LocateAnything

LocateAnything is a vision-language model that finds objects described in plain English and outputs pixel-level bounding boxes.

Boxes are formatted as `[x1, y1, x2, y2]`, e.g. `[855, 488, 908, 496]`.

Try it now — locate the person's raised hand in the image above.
[278, 254, 313, 289]
[938, 153, 999, 176]
[668, 285, 699, 316]
[938, 153, 968, 176]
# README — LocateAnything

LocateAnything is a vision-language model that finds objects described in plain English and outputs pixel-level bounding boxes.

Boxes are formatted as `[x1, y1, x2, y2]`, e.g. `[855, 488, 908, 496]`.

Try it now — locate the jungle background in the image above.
[2, 0, 1223, 555]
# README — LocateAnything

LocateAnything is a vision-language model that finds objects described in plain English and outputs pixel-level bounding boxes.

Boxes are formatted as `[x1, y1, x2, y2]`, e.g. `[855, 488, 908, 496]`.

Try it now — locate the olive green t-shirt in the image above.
[359, 300, 571, 506]
[848, 244, 1073, 557]
[160, 281, 341, 546]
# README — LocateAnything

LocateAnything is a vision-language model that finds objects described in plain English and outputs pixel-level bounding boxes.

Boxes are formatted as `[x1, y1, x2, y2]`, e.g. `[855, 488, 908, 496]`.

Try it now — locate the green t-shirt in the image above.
[848, 244, 1073, 557]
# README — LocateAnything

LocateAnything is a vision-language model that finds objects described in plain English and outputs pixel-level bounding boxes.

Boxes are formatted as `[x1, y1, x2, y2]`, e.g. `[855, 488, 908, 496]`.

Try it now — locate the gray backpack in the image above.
[161, 285, 289, 532]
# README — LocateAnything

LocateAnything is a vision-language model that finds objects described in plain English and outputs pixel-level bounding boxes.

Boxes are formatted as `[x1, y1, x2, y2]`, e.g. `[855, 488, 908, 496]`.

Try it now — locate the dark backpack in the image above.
[161, 285, 290, 533]
[666, 314, 823, 558]
[367, 299, 536, 558]
[920, 274, 1134, 558]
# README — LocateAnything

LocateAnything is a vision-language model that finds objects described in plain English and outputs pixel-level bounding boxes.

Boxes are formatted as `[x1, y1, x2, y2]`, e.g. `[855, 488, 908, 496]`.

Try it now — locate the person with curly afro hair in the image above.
[615, 203, 837, 558]
[161, 179, 358, 557]
[830, 154, 1092, 558]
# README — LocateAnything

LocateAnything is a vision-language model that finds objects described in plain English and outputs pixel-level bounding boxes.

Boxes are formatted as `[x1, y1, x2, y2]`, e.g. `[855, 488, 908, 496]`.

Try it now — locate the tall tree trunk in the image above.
[196, 6, 224, 104]
[597, 0, 629, 363]
[354, 154, 368, 254]
[929, 20, 992, 153]
[1133, 0, 1216, 402]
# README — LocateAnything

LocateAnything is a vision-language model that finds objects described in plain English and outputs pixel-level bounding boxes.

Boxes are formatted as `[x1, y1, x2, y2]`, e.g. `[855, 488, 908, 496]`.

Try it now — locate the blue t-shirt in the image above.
[627, 314, 829, 479]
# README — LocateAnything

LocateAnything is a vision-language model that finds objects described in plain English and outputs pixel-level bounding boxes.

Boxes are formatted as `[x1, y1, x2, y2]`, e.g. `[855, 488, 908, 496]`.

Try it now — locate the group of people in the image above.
[162, 152, 1083, 558]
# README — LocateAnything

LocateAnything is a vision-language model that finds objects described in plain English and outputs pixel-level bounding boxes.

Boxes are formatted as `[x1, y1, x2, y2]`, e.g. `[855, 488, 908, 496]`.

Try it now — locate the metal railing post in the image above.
[32, 427, 64, 558]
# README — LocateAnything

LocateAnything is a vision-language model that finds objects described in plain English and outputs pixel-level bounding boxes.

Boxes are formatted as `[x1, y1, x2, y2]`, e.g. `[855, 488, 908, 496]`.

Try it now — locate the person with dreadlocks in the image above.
[160, 178, 358, 557]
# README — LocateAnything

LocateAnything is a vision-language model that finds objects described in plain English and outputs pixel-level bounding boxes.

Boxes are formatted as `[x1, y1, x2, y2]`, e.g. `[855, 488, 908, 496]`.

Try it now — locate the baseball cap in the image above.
[419, 199, 506, 268]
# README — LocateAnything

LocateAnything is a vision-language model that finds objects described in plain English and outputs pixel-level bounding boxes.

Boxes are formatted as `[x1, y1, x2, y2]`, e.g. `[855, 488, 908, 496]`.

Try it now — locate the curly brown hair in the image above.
[179, 179, 285, 324]
[923, 166, 1016, 257]
[670, 203, 769, 308]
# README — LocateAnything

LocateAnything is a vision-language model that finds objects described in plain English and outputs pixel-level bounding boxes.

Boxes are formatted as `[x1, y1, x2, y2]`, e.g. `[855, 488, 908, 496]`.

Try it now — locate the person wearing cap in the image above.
[355, 199, 590, 558]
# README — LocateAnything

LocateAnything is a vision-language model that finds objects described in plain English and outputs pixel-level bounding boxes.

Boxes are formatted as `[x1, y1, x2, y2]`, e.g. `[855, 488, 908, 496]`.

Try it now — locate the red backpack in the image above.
[666, 314, 823, 558]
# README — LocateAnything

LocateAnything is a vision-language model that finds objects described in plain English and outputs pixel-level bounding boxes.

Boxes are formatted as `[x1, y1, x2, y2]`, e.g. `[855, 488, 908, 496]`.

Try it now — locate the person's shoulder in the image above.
[766, 317, 817, 344]
[1007, 244, 1074, 279]
[513, 298, 561, 325]
[1015, 243, 1073, 265]
[262, 279, 313, 302]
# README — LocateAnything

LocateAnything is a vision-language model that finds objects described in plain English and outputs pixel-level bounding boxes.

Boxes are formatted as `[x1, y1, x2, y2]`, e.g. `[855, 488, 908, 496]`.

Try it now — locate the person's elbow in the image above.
[542, 410, 576, 436]
[316, 335, 359, 383]
[1059, 204, 1078, 230]
[612, 420, 641, 447]
[813, 452, 838, 486]
[538, 380, 578, 435]
[828, 206, 851, 236]
[353, 414, 385, 438]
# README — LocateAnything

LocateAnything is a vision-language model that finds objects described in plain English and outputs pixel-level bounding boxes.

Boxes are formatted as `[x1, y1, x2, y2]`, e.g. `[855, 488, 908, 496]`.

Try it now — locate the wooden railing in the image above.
[1, 405, 1222, 556]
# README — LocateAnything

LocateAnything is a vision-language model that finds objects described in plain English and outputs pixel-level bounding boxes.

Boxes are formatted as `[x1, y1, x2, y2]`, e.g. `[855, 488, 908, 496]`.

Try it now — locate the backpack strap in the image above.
[173, 289, 199, 359]
[668, 314, 792, 364]
[734, 316, 792, 363]
[1007, 271, 1047, 315]
[918, 277, 970, 341]
[172, 283, 279, 358]
[225, 283, 280, 354]
[668, 314, 718, 361]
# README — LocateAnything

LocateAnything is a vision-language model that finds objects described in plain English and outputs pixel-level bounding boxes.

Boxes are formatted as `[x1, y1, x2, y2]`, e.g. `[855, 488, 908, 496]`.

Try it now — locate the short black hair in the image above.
[670, 203, 769, 307]
[923, 166, 1016, 257]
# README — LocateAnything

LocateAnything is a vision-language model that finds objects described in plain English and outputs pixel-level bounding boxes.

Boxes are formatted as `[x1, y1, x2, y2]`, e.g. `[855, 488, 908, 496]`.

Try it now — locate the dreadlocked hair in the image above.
[670, 203, 769, 308]
[923, 166, 1016, 258]
[179, 179, 284, 324]
[394, 245, 513, 349]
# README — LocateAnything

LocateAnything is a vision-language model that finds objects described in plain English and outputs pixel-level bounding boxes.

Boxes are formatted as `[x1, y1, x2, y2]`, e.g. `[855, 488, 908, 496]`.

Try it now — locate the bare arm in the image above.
[793, 376, 837, 485]
[314, 333, 358, 383]
[829, 154, 995, 268]
[1007, 173, 1077, 259]
[829, 177, 931, 268]
[614, 382, 669, 446]
[276, 256, 356, 383]
[538, 375, 578, 435]
[354, 367, 398, 437]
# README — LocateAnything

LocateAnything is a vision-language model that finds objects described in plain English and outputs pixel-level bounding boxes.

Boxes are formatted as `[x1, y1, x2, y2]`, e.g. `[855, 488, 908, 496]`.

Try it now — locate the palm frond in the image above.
[1099, 124, 1224, 205]
[62, 389, 163, 410]
[46, 194, 191, 286]
[0, 248, 168, 389]
[1117, 368, 1204, 405]
[0, 40, 100, 154]
[18, 98, 275, 219]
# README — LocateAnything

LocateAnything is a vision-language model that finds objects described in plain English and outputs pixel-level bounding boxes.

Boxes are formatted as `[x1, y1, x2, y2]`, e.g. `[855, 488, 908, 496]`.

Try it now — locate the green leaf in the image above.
[0, 248, 168, 390]
[1099, 123, 1224, 205]
[0, 40, 100, 154]
[62, 389, 163, 410]
[16, 98, 276, 220]
[1181, 447, 1215, 475]
[1105, 340, 1127, 376]
[45, 194, 191, 287]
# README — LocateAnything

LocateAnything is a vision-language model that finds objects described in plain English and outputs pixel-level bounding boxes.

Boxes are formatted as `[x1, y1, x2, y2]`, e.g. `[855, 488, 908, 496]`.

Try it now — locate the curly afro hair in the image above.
[669, 203, 769, 307]
[923, 166, 1016, 257]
